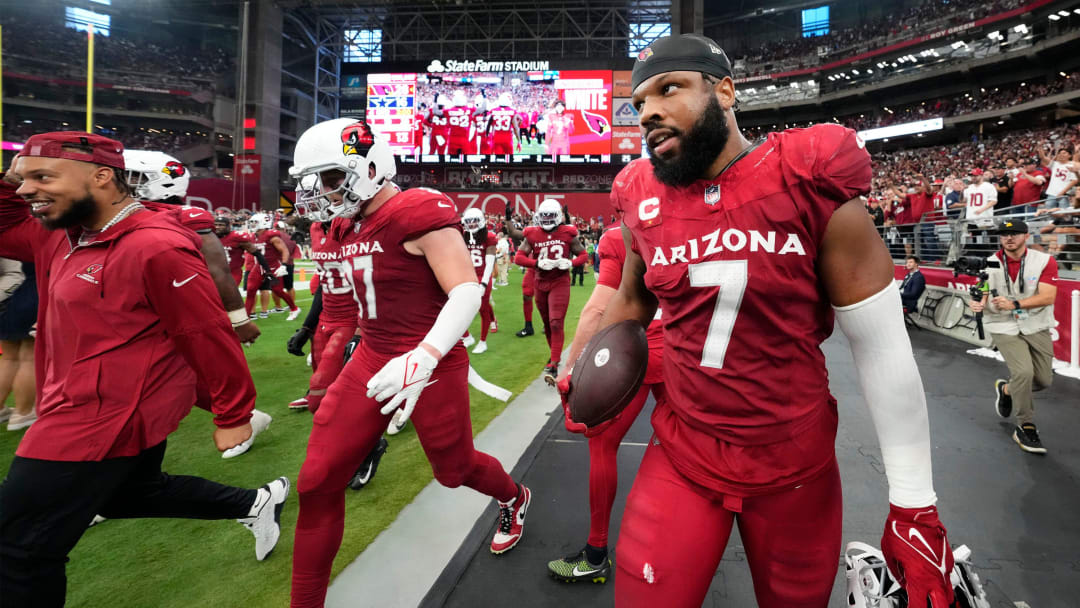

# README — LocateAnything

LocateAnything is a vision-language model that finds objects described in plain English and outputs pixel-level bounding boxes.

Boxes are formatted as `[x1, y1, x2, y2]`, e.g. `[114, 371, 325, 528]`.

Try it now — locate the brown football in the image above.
[568, 319, 649, 428]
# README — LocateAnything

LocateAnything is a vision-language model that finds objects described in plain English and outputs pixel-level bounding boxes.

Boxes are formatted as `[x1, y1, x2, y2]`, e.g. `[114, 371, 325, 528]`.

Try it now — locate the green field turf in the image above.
[0, 267, 593, 607]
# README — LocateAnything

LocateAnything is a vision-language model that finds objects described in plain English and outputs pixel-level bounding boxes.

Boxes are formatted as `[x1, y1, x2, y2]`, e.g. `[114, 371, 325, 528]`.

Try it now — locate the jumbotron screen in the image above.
[366, 70, 613, 164]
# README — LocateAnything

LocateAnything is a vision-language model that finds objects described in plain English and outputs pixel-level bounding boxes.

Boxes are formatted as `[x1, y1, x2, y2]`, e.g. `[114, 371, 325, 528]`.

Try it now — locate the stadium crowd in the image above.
[3, 120, 209, 158]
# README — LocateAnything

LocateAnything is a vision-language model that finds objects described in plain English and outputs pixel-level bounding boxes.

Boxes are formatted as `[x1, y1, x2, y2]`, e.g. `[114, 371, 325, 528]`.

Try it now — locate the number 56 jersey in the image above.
[612, 124, 871, 495]
[330, 188, 466, 363]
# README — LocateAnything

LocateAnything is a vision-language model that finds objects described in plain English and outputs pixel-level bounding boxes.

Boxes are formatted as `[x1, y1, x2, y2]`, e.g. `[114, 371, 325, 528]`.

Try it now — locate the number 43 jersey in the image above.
[612, 124, 871, 495]
[330, 188, 466, 360]
[522, 224, 579, 290]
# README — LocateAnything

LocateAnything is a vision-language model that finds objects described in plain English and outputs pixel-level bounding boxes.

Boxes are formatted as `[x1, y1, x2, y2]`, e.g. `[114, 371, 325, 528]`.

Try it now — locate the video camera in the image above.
[950, 256, 1002, 340]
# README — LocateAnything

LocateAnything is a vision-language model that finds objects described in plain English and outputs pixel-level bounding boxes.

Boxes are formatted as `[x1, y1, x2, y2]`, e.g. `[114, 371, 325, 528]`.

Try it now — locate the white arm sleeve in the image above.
[421, 281, 483, 357]
[834, 284, 937, 508]
[481, 254, 495, 285]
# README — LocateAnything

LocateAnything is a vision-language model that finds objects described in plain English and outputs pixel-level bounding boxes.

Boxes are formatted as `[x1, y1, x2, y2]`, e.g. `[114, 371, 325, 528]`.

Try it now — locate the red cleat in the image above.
[490, 484, 530, 554]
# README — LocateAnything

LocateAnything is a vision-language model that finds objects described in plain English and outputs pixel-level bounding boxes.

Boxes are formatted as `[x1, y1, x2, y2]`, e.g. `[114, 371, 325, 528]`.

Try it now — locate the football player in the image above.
[446, 91, 474, 156]
[245, 213, 301, 321]
[544, 100, 574, 156]
[471, 94, 492, 155]
[546, 224, 665, 584]
[288, 119, 530, 607]
[573, 34, 955, 607]
[460, 207, 498, 354]
[513, 198, 587, 383]
[425, 94, 451, 155]
[487, 93, 520, 156]
[504, 204, 538, 338]
[213, 215, 271, 292]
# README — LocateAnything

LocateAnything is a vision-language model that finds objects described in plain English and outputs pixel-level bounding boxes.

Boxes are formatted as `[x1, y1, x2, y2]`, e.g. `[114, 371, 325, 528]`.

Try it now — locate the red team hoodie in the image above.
[0, 180, 255, 461]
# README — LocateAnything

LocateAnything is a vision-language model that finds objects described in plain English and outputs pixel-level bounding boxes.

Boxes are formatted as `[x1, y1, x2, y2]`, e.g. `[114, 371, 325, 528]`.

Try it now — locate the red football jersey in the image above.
[255, 229, 285, 270]
[465, 229, 497, 282]
[612, 124, 871, 495]
[310, 222, 359, 328]
[446, 106, 473, 145]
[488, 107, 517, 144]
[330, 188, 465, 359]
[522, 224, 578, 290]
[425, 110, 450, 139]
[219, 230, 254, 276]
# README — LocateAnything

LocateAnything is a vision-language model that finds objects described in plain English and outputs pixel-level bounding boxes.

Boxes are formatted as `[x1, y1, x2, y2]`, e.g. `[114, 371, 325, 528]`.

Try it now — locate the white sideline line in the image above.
[548, 438, 650, 447]
[325, 370, 561, 608]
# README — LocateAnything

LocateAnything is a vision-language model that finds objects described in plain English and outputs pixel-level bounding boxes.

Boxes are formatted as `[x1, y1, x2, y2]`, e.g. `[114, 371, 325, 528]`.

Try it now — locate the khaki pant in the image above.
[991, 330, 1054, 425]
[496, 257, 509, 285]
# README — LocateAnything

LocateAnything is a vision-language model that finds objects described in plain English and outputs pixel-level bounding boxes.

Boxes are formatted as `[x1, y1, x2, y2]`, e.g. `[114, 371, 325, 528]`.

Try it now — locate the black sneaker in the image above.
[994, 379, 1012, 418]
[543, 362, 559, 386]
[348, 437, 389, 490]
[515, 324, 534, 338]
[1013, 424, 1047, 454]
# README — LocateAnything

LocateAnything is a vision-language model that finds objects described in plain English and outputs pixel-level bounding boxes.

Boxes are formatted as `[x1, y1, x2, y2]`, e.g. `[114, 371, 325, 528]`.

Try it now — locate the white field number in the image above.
[687, 260, 748, 369]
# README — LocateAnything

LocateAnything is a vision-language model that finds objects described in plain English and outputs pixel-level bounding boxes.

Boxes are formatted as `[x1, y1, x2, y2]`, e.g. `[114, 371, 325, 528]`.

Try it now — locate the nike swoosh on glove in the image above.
[365, 347, 439, 424]
[555, 258, 572, 271]
[880, 504, 956, 608]
[538, 258, 557, 271]
[274, 266, 288, 277]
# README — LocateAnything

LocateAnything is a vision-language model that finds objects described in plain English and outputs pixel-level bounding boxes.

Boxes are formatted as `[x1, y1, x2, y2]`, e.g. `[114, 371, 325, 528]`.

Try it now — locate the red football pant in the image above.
[479, 283, 495, 341]
[491, 139, 513, 155]
[290, 347, 518, 608]
[521, 268, 536, 323]
[244, 266, 296, 315]
[585, 381, 657, 548]
[535, 277, 570, 363]
[429, 136, 447, 154]
[308, 325, 355, 414]
[614, 445, 842, 608]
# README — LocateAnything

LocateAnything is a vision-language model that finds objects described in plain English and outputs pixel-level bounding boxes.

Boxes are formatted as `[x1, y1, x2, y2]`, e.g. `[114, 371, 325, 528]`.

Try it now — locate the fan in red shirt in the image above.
[0, 134, 289, 606]
[288, 119, 530, 607]
[513, 199, 588, 383]
[1012, 157, 1049, 210]
[461, 207, 498, 353]
[546, 223, 666, 583]
[568, 35, 957, 607]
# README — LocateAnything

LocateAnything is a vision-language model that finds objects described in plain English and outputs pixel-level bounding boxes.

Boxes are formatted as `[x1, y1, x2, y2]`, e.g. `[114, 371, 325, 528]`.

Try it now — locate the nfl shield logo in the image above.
[704, 184, 721, 205]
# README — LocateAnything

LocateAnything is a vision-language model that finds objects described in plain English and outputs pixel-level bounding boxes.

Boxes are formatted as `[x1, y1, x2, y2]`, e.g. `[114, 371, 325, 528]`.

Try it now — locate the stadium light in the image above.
[1062, 71, 1069, 77]
[851, 69, 860, 75]
[951, 41, 966, 49]
[1014, 24, 1029, 33]
[1074, 8, 1080, 14]
[867, 68, 873, 73]
[806, 79, 815, 86]
[1057, 10, 1070, 16]
[1049, 14, 1061, 20]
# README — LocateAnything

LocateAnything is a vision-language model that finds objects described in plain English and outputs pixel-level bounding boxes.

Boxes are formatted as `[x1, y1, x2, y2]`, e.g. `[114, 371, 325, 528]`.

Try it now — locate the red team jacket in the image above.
[330, 188, 468, 367]
[465, 229, 497, 283]
[310, 221, 359, 328]
[612, 124, 872, 496]
[0, 182, 256, 461]
[522, 224, 579, 290]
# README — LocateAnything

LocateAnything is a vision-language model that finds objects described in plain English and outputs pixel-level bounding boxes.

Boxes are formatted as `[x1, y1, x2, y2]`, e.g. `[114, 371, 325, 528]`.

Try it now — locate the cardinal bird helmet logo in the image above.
[162, 161, 186, 178]
[341, 121, 375, 157]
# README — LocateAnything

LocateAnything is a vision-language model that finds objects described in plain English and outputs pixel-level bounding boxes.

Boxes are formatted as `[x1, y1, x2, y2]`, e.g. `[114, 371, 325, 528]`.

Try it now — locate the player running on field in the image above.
[461, 207, 498, 354]
[288, 119, 531, 607]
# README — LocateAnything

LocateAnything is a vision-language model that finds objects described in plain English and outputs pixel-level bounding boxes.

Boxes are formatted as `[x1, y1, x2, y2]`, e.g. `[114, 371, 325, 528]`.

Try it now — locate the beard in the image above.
[40, 193, 96, 230]
[647, 95, 730, 188]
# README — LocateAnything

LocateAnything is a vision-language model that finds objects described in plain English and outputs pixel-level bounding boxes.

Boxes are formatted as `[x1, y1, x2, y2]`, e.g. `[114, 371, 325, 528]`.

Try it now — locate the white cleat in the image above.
[222, 409, 272, 459]
[473, 341, 488, 354]
[288, 396, 310, 411]
[286, 307, 302, 321]
[386, 408, 408, 435]
[462, 334, 476, 348]
[237, 476, 290, 561]
[88, 515, 107, 528]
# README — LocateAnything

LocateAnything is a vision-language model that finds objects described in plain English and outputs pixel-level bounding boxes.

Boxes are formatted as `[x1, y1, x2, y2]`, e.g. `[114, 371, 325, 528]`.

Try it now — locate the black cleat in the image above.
[348, 437, 389, 490]
[1013, 424, 1046, 454]
[994, 379, 1012, 418]
[516, 323, 534, 338]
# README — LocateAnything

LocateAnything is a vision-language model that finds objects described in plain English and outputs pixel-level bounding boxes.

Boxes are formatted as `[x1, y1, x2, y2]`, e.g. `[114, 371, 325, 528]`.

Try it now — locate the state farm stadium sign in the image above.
[426, 59, 551, 73]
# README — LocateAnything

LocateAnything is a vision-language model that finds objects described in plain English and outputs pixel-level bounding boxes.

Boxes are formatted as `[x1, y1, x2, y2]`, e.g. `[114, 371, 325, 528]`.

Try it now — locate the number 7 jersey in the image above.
[611, 124, 871, 487]
[330, 188, 465, 358]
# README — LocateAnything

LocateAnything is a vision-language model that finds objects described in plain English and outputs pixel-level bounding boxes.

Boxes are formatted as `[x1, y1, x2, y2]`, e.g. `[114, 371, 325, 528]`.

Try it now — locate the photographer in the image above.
[969, 220, 1059, 454]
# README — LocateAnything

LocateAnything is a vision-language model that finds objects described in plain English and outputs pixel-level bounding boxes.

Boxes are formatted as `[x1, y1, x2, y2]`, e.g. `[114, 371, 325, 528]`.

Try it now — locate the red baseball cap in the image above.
[969, 168, 983, 176]
[19, 131, 125, 170]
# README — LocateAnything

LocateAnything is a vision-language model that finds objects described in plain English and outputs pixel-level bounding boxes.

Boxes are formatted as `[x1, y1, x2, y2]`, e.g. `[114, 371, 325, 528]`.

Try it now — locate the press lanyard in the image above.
[1002, 252, 1025, 296]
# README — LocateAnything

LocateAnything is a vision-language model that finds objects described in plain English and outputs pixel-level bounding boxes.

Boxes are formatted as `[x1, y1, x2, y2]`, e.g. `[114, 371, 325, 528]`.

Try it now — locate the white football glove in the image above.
[435, 135, 447, 147]
[556, 258, 572, 271]
[365, 347, 439, 423]
[537, 258, 557, 271]
[274, 266, 288, 278]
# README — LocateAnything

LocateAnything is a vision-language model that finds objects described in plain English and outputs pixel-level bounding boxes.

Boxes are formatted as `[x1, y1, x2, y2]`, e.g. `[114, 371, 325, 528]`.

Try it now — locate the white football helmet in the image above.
[497, 92, 513, 107]
[294, 174, 324, 222]
[122, 150, 190, 202]
[536, 199, 563, 231]
[462, 207, 484, 232]
[289, 118, 396, 220]
[473, 94, 486, 112]
[844, 542, 990, 608]
[452, 90, 467, 107]
[249, 213, 272, 232]
[435, 94, 449, 108]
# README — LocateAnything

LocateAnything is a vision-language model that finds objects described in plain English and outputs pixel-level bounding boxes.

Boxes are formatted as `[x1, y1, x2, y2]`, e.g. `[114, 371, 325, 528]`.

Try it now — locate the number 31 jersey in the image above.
[612, 124, 871, 494]
[331, 188, 466, 362]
